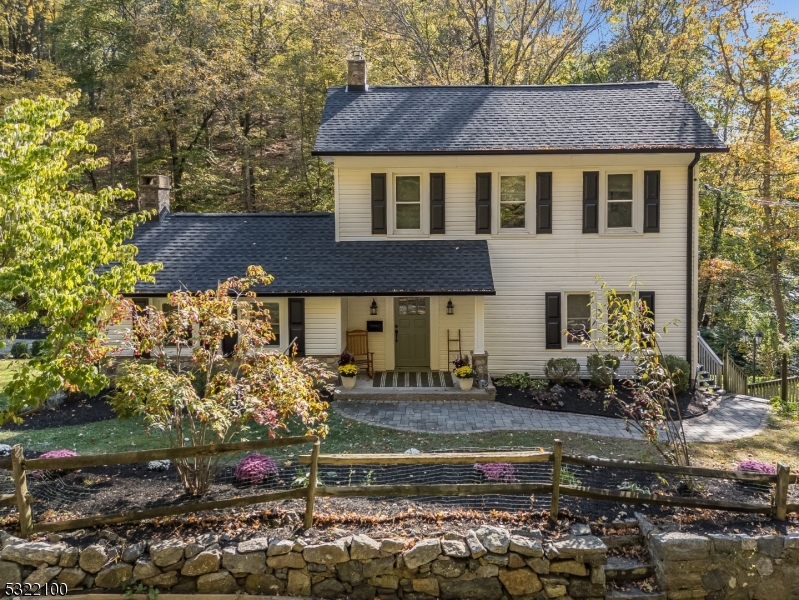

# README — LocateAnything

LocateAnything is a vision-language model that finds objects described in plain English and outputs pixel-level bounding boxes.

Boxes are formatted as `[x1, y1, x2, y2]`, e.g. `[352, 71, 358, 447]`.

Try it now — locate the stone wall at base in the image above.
[0, 527, 607, 599]
[649, 531, 799, 600]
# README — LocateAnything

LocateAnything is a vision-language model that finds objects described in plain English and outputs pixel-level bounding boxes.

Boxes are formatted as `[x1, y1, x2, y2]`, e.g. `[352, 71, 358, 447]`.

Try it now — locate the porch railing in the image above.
[748, 376, 799, 402]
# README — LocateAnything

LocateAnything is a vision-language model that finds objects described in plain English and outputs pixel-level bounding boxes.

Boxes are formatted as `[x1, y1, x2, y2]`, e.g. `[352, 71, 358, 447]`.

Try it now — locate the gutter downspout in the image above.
[687, 152, 701, 364]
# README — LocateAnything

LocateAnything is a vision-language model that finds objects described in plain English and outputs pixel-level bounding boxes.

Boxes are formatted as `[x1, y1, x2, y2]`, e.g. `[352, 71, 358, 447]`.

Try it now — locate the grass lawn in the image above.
[0, 359, 29, 410]
[690, 414, 798, 471]
[0, 402, 654, 462]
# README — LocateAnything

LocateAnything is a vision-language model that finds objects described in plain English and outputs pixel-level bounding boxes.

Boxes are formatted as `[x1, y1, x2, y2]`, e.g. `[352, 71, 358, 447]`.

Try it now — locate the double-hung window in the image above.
[395, 176, 421, 230]
[566, 293, 591, 344]
[499, 175, 526, 229]
[263, 302, 280, 345]
[607, 174, 634, 229]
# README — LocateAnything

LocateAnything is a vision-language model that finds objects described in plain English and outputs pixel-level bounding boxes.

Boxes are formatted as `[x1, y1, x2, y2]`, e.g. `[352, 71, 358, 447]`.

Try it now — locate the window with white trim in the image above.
[607, 173, 634, 228]
[499, 175, 526, 229]
[263, 302, 280, 345]
[395, 176, 421, 230]
[566, 293, 591, 344]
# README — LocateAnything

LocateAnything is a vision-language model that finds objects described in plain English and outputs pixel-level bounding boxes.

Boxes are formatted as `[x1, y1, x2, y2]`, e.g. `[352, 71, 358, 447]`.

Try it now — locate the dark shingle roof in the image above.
[130, 213, 495, 295]
[313, 82, 726, 155]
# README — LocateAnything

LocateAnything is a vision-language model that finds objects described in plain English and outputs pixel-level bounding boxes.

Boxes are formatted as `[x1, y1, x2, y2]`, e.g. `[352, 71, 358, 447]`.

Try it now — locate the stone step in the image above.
[600, 534, 644, 549]
[606, 589, 666, 600]
[605, 556, 654, 581]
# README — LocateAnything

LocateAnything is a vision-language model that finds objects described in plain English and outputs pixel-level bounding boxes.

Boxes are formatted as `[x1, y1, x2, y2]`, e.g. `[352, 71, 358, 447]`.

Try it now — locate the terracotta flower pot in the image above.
[457, 377, 474, 391]
[341, 375, 357, 390]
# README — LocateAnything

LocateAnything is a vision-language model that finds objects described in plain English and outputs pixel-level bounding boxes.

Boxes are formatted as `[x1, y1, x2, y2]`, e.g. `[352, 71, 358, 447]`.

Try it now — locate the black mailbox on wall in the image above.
[366, 320, 383, 332]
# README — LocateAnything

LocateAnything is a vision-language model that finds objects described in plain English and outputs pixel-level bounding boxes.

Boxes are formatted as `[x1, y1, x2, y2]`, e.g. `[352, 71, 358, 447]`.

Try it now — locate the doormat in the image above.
[373, 371, 454, 388]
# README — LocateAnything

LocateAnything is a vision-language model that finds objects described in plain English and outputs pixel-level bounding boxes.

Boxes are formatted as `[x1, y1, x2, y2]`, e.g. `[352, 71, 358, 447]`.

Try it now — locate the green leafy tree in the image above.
[583, 277, 691, 467]
[111, 267, 332, 496]
[0, 94, 158, 420]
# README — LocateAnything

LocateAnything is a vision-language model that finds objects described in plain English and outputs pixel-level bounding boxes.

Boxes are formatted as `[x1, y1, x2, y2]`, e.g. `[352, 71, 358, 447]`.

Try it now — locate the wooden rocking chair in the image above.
[346, 329, 374, 378]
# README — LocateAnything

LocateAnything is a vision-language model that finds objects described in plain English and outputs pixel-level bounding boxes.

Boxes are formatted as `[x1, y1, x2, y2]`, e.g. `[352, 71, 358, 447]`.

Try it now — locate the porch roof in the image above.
[130, 212, 495, 296]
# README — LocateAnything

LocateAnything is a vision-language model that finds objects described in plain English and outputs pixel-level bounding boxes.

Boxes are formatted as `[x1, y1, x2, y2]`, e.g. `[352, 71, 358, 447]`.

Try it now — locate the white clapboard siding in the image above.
[333, 153, 694, 376]
[345, 297, 388, 372]
[438, 299, 474, 371]
[305, 297, 341, 356]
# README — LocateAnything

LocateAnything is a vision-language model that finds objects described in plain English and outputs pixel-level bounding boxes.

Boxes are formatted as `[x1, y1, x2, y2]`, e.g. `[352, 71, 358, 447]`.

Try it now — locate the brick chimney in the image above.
[347, 50, 367, 92]
[138, 175, 171, 219]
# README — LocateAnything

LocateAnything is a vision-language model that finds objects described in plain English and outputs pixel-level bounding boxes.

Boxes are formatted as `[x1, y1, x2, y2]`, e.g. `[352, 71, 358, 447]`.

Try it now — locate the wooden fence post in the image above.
[781, 354, 788, 403]
[11, 445, 32, 538]
[550, 439, 563, 524]
[304, 439, 321, 530]
[775, 463, 790, 520]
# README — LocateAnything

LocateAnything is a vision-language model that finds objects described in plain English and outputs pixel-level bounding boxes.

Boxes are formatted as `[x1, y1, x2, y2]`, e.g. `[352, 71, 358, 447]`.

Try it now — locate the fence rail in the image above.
[2, 436, 319, 537]
[2, 439, 796, 538]
[748, 376, 799, 402]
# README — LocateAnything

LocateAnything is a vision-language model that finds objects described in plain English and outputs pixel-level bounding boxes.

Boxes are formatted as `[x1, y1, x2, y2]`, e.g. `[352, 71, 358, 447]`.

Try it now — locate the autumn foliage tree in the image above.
[110, 267, 332, 496]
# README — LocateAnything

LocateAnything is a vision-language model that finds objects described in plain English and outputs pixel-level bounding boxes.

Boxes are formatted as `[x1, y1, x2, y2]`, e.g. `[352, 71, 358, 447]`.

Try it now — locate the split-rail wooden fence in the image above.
[2, 439, 795, 538]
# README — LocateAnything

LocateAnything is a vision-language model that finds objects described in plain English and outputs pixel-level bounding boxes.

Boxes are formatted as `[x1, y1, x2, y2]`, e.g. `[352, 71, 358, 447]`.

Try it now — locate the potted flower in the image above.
[453, 355, 470, 388]
[454, 364, 477, 391]
[338, 351, 358, 389]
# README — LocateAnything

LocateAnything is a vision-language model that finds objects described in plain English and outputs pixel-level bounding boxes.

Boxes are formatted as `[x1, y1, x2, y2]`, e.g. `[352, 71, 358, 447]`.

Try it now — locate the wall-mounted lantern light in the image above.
[370, 299, 378, 315]
[446, 299, 454, 315]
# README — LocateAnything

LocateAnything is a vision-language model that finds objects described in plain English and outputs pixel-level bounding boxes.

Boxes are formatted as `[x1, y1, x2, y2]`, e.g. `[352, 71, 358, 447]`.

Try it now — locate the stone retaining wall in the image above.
[0, 527, 607, 599]
[650, 531, 799, 600]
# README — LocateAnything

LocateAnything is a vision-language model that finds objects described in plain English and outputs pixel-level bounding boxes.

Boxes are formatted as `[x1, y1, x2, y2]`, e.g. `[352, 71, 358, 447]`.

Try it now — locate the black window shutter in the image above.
[430, 173, 446, 234]
[639, 291, 655, 318]
[536, 172, 553, 234]
[475, 173, 492, 234]
[643, 170, 661, 232]
[639, 291, 655, 342]
[545, 292, 562, 349]
[288, 298, 305, 356]
[582, 171, 599, 233]
[371, 174, 387, 234]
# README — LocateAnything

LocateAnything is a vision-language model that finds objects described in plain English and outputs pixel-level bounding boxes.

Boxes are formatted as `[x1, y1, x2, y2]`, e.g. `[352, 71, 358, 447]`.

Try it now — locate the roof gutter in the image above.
[687, 151, 701, 364]
[311, 147, 729, 157]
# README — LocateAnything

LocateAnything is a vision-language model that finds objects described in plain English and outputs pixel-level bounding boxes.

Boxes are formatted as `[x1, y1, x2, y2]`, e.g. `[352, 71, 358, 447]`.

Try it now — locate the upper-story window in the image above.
[500, 175, 526, 229]
[607, 174, 633, 229]
[395, 176, 421, 230]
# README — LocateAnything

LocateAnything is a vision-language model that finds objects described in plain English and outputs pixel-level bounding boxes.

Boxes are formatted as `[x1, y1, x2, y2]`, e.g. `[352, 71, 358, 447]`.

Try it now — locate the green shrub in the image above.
[30, 340, 45, 357]
[545, 358, 580, 385]
[10, 341, 29, 359]
[496, 372, 550, 391]
[497, 372, 533, 389]
[662, 355, 690, 393]
[586, 354, 620, 389]
[770, 396, 799, 418]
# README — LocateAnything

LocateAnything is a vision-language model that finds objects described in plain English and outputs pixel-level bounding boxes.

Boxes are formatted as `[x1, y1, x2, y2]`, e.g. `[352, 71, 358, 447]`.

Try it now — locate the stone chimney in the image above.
[347, 50, 367, 92]
[138, 175, 171, 219]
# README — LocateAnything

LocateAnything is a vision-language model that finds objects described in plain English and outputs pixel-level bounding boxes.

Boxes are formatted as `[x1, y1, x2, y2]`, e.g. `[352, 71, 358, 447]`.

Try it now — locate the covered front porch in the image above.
[334, 295, 494, 400]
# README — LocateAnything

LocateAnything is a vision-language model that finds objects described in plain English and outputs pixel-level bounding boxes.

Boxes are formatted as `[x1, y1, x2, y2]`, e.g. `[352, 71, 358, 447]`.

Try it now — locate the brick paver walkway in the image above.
[333, 394, 769, 443]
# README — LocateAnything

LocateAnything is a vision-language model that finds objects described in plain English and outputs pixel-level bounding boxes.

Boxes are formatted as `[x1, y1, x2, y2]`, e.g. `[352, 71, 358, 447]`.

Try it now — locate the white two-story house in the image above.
[122, 57, 726, 388]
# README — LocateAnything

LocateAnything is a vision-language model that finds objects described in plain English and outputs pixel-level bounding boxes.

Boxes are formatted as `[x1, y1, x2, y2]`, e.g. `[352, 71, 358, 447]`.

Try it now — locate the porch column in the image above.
[474, 296, 485, 353]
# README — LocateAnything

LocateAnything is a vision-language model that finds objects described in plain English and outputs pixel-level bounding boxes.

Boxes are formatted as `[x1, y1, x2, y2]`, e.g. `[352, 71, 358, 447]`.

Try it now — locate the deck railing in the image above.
[748, 376, 799, 402]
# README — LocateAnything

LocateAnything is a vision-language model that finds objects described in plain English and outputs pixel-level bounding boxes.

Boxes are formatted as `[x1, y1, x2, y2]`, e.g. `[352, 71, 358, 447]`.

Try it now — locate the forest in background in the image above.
[0, 0, 797, 375]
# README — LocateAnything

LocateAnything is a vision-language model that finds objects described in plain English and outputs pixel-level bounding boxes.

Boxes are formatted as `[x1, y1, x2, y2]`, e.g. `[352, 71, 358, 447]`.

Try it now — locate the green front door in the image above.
[395, 297, 430, 369]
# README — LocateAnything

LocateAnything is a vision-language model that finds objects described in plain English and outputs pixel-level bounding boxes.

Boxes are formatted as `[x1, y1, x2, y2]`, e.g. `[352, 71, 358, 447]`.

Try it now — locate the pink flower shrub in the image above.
[474, 462, 517, 483]
[39, 449, 78, 460]
[736, 460, 776, 475]
[33, 449, 78, 478]
[235, 453, 279, 484]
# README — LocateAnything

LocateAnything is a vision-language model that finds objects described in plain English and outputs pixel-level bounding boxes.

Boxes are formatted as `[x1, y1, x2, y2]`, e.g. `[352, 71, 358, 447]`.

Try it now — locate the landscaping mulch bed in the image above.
[2, 390, 116, 431]
[495, 381, 708, 420]
[3, 448, 794, 547]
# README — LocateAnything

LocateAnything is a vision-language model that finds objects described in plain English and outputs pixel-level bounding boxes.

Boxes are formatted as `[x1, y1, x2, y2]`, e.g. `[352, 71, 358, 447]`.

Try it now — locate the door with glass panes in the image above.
[394, 297, 430, 369]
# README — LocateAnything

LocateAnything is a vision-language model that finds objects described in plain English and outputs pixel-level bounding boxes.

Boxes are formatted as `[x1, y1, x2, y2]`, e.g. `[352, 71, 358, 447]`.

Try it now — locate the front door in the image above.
[395, 297, 430, 369]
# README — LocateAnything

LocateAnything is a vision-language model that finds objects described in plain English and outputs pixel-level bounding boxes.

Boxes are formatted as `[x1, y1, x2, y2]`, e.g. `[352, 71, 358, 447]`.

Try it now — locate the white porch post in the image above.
[474, 296, 485, 354]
